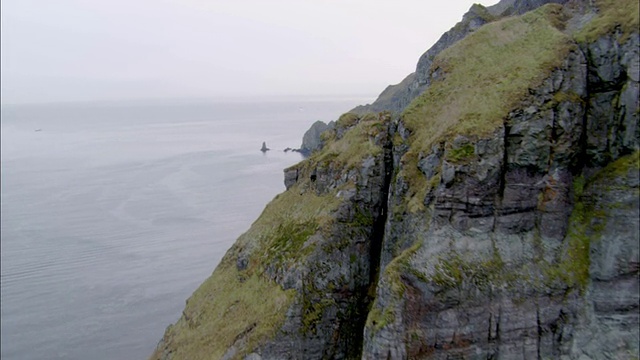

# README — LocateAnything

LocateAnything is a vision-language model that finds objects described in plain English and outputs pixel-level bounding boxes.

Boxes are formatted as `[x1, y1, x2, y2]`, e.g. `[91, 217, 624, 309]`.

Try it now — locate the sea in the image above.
[0, 97, 368, 360]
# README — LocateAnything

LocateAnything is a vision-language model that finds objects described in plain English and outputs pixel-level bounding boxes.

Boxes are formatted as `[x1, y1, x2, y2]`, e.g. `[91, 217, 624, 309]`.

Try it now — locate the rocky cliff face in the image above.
[152, 1, 638, 359]
[299, 120, 336, 156]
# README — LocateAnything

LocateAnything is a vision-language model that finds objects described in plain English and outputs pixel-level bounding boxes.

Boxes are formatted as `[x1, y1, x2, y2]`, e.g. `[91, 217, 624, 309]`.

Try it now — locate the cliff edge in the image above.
[152, 0, 639, 359]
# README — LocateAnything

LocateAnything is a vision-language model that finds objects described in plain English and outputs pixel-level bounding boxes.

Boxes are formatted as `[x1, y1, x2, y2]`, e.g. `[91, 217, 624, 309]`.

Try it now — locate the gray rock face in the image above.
[362, 32, 639, 360]
[253, 115, 394, 360]
[283, 168, 298, 190]
[585, 33, 640, 167]
[299, 120, 335, 156]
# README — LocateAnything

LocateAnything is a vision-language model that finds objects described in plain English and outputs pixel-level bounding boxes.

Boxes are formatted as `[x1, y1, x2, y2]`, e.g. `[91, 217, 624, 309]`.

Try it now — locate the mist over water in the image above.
[0, 98, 364, 360]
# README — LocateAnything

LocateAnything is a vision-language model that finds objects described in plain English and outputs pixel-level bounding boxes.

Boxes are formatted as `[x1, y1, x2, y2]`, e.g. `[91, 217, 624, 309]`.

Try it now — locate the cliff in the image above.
[350, 0, 575, 116]
[152, 0, 639, 359]
[299, 120, 336, 156]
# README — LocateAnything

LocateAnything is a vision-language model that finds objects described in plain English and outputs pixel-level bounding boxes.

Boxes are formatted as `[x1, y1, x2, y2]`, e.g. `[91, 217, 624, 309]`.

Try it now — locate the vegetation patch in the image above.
[383, 237, 424, 297]
[353, 208, 375, 227]
[311, 112, 389, 169]
[552, 91, 586, 106]
[543, 205, 601, 290]
[235, 187, 341, 254]
[544, 152, 639, 289]
[392, 131, 406, 146]
[301, 296, 336, 335]
[366, 304, 396, 333]
[401, 155, 429, 213]
[472, 4, 497, 23]
[365, 237, 425, 334]
[543, 179, 602, 290]
[152, 261, 294, 360]
[446, 143, 475, 164]
[336, 112, 360, 128]
[589, 150, 640, 184]
[399, 4, 573, 210]
[575, 0, 639, 43]
[261, 219, 318, 269]
[430, 251, 505, 291]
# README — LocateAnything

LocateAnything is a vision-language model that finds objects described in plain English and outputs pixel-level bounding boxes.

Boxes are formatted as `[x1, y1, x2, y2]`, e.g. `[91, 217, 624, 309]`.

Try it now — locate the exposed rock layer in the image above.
[363, 29, 639, 359]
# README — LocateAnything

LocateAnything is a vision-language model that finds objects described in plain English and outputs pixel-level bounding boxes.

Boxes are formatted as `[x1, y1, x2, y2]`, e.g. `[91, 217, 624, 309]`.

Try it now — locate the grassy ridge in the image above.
[576, 0, 639, 42]
[399, 4, 574, 211]
[311, 112, 387, 169]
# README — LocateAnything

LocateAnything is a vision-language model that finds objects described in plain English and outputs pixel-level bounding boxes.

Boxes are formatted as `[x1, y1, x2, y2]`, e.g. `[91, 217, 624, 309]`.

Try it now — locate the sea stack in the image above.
[260, 141, 270, 152]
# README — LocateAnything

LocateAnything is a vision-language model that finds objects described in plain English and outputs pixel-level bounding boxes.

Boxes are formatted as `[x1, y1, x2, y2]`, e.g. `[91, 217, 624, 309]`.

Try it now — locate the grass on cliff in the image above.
[236, 187, 341, 255]
[311, 112, 387, 169]
[153, 113, 385, 357]
[399, 4, 573, 211]
[151, 260, 295, 360]
[151, 185, 343, 360]
[365, 237, 423, 333]
[545, 152, 639, 289]
[575, 0, 639, 43]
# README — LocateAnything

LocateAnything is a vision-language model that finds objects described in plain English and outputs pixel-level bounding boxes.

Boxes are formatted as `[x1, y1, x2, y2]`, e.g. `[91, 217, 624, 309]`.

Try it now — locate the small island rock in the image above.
[260, 141, 270, 152]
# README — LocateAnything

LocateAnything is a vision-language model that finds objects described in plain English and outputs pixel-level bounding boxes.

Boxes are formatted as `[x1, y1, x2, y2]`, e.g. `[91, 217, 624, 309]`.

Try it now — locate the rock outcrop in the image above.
[261, 142, 270, 152]
[152, 1, 639, 359]
[299, 120, 335, 156]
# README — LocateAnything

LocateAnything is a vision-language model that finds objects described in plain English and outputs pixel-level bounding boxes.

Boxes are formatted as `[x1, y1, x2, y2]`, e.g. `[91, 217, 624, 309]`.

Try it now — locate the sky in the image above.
[1, 0, 499, 104]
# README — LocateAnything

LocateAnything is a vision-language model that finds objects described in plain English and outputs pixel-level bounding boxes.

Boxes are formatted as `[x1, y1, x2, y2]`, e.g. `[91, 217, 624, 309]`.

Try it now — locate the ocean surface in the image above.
[0, 97, 367, 360]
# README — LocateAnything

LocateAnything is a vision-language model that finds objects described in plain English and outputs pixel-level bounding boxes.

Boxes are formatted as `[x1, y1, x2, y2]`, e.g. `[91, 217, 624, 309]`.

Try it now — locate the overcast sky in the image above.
[1, 0, 498, 104]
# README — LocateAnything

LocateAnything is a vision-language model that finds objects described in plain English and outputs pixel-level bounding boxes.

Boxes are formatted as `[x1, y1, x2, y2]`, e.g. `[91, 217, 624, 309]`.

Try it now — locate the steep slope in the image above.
[152, 1, 639, 359]
[152, 112, 394, 359]
[363, 1, 640, 357]
[351, 0, 571, 116]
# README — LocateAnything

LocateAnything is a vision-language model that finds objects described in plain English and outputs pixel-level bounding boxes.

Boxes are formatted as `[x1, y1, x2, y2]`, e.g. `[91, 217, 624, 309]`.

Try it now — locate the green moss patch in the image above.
[446, 143, 475, 164]
[364, 237, 424, 334]
[366, 304, 396, 333]
[590, 150, 640, 184]
[452, 4, 497, 32]
[544, 152, 639, 289]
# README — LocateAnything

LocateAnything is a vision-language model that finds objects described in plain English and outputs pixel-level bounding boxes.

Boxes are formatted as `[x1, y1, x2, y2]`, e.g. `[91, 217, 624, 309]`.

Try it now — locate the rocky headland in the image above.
[152, 0, 639, 359]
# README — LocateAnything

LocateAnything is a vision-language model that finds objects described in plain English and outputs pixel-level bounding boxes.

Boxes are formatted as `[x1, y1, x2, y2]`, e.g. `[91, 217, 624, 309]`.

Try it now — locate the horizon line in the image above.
[0, 93, 380, 107]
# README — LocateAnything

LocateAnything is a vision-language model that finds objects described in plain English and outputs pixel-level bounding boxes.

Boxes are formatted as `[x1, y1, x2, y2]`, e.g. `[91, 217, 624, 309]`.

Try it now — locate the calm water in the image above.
[0, 98, 365, 360]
